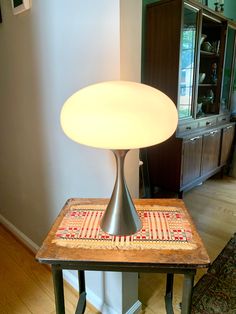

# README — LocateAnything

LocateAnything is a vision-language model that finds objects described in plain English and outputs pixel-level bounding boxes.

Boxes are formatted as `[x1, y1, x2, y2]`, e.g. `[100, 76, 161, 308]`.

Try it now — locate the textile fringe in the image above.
[52, 238, 196, 250]
[69, 204, 182, 212]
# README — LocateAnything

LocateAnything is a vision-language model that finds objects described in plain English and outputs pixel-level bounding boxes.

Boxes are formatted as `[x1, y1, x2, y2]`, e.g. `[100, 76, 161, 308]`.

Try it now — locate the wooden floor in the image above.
[0, 176, 235, 314]
[0, 227, 98, 314]
[139, 175, 236, 313]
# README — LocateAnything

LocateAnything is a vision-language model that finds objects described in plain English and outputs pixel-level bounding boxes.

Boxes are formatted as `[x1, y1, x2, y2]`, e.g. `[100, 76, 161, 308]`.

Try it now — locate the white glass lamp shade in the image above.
[60, 81, 178, 149]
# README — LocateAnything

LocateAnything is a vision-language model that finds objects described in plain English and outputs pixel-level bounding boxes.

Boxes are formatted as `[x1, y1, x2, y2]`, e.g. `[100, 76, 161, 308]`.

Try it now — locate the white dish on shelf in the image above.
[199, 73, 206, 83]
[200, 34, 207, 46]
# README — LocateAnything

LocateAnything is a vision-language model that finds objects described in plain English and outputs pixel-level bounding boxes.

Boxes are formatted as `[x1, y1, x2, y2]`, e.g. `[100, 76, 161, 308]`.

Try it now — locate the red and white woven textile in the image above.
[53, 204, 195, 250]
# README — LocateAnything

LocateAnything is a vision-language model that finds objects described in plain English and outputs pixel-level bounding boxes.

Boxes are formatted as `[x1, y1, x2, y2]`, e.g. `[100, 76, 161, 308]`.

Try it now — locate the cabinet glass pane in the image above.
[221, 27, 236, 112]
[178, 6, 198, 119]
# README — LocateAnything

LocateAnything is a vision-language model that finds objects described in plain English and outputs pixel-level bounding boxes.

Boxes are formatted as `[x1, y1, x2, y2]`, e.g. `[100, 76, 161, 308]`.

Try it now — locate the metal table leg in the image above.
[75, 270, 87, 314]
[52, 265, 65, 314]
[181, 271, 195, 314]
[165, 273, 174, 314]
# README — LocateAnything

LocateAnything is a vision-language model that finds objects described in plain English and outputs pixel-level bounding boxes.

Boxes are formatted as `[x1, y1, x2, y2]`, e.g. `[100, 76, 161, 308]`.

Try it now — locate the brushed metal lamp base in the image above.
[100, 150, 142, 236]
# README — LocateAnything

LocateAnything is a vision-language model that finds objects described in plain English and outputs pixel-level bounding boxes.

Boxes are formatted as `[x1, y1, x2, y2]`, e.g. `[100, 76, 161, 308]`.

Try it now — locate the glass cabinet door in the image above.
[221, 26, 236, 112]
[178, 5, 198, 119]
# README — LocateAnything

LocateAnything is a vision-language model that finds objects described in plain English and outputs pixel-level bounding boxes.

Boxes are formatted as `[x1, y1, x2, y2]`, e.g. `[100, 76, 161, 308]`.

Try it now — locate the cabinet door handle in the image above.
[206, 121, 212, 126]
[226, 126, 232, 130]
[186, 126, 191, 130]
[210, 130, 218, 135]
[190, 136, 200, 141]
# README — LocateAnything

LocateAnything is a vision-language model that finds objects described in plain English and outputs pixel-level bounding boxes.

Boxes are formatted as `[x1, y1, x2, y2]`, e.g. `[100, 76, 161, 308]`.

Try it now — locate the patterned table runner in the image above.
[53, 204, 195, 250]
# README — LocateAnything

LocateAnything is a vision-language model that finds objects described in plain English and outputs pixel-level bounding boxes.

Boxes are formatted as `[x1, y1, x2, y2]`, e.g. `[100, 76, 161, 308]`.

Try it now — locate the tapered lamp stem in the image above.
[100, 149, 142, 236]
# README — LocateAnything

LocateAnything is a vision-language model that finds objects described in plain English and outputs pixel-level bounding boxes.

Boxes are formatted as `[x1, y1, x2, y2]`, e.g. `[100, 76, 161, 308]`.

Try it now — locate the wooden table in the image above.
[36, 198, 210, 314]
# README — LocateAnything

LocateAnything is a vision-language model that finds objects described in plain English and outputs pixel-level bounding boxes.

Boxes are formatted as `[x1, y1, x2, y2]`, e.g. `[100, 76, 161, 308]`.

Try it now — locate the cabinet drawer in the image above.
[217, 115, 230, 124]
[198, 117, 217, 128]
[178, 122, 199, 133]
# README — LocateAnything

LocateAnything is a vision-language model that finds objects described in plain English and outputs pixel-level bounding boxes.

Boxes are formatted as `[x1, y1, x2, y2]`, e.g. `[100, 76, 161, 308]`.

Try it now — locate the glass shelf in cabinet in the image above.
[200, 50, 219, 57]
[198, 84, 217, 87]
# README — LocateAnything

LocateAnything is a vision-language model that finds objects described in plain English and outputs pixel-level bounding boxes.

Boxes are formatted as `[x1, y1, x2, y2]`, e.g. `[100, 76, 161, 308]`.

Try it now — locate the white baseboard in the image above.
[101, 299, 142, 314]
[125, 300, 142, 314]
[0, 213, 39, 253]
[102, 302, 119, 314]
[0, 214, 142, 314]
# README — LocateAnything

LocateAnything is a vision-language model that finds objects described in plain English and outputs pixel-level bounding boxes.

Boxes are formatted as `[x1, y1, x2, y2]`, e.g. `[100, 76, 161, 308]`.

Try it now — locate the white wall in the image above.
[0, 1, 142, 313]
[0, 0, 122, 245]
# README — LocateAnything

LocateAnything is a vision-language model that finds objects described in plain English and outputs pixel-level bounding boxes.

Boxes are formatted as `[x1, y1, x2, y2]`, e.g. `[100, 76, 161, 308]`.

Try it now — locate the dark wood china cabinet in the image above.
[142, 0, 236, 197]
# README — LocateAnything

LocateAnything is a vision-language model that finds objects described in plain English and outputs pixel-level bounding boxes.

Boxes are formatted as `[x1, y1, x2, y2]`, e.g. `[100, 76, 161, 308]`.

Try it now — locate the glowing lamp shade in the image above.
[61, 81, 177, 149]
[61, 81, 178, 236]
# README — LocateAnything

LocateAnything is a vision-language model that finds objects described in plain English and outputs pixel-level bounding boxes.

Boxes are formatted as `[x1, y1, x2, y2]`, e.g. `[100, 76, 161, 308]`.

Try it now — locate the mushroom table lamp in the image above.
[60, 81, 178, 236]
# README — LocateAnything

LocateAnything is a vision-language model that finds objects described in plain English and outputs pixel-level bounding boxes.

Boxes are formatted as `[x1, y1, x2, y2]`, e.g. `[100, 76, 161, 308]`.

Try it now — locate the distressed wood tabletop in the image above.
[36, 198, 210, 272]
